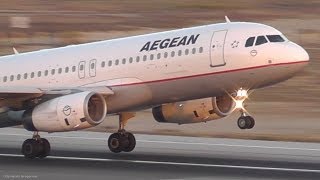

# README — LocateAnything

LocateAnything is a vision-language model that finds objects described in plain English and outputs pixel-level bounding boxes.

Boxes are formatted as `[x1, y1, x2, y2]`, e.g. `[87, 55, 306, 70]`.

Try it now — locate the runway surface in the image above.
[0, 128, 320, 180]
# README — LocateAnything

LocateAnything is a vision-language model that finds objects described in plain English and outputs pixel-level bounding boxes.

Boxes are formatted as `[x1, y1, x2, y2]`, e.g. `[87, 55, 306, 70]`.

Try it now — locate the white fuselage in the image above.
[0, 22, 309, 113]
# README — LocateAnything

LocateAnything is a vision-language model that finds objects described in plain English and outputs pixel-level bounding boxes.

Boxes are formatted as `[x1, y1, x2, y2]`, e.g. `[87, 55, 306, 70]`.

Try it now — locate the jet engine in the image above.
[23, 91, 107, 132]
[152, 95, 235, 124]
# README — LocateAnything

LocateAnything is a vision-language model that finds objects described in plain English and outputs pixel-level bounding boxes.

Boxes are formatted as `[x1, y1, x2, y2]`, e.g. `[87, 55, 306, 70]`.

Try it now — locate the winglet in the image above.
[225, 16, 231, 23]
[13, 47, 19, 54]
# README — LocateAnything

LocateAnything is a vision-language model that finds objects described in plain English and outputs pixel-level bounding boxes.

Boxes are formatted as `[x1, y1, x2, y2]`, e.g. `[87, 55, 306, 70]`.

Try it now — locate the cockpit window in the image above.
[267, 35, 285, 42]
[255, 36, 268, 46]
[245, 37, 255, 47]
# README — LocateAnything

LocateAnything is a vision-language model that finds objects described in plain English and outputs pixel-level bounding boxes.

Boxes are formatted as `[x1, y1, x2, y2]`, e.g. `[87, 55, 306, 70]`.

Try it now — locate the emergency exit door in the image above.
[210, 30, 227, 67]
[78, 59, 96, 79]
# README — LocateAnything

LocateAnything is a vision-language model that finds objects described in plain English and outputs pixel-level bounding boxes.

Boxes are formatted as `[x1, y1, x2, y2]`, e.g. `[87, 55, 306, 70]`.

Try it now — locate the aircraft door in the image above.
[89, 59, 97, 77]
[78, 61, 86, 79]
[210, 30, 228, 67]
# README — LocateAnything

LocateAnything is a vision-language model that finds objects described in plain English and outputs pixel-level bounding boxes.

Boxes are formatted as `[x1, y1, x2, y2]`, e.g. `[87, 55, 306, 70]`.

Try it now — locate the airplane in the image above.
[0, 17, 309, 158]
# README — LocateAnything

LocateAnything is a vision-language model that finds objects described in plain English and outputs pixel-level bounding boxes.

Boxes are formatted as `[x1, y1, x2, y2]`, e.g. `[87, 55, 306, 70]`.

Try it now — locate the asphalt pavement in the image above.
[0, 128, 319, 180]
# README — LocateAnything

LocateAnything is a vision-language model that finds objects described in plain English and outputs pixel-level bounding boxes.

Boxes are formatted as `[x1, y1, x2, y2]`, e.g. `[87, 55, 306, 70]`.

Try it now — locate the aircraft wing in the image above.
[0, 86, 114, 108]
[0, 86, 113, 97]
[0, 87, 43, 99]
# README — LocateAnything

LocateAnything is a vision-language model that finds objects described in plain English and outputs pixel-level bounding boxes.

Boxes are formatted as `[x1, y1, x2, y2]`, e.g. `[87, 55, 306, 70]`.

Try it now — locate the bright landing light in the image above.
[234, 88, 248, 110]
[235, 99, 245, 109]
[236, 88, 248, 99]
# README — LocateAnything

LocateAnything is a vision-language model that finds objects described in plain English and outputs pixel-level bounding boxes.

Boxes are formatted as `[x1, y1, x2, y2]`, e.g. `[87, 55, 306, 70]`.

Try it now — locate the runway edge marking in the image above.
[0, 153, 319, 173]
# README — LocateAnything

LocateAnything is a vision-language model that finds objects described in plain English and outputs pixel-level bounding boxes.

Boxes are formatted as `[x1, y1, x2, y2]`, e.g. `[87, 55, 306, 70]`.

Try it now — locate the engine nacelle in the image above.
[23, 91, 107, 132]
[152, 95, 235, 124]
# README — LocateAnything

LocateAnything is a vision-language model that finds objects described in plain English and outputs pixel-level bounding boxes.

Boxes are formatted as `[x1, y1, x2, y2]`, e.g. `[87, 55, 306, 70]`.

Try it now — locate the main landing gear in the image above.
[234, 88, 255, 130]
[108, 113, 136, 153]
[21, 132, 50, 159]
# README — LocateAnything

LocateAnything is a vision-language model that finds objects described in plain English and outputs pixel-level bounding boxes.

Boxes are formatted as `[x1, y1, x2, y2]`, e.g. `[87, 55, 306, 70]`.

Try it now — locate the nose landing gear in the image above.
[107, 112, 136, 153]
[234, 88, 255, 130]
[21, 132, 51, 159]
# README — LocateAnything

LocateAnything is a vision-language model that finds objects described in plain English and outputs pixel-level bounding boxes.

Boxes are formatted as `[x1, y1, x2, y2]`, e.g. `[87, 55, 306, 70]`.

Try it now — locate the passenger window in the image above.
[122, 58, 126, 64]
[267, 35, 285, 42]
[24, 73, 28, 79]
[17, 74, 21, 80]
[80, 65, 84, 71]
[3, 76, 7, 82]
[255, 36, 268, 46]
[150, 54, 154, 60]
[115, 59, 119, 65]
[171, 51, 175, 57]
[31, 72, 35, 78]
[178, 50, 182, 56]
[129, 57, 133, 63]
[136, 56, 140, 62]
[51, 69, 55, 75]
[65, 67, 69, 73]
[58, 68, 62, 74]
[245, 37, 255, 47]
[192, 48, 196, 54]
[185, 49, 189, 55]
[38, 71, 41, 77]
[45, 70, 49, 76]
[199, 47, 203, 53]
[164, 52, 168, 58]
[108, 60, 112, 66]
[157, 53, 161, 59]
[101, 61, 106, 67]
[143, 55, 147, 61]
[10, 75, 14, 81]
[72, 66, 76, 72]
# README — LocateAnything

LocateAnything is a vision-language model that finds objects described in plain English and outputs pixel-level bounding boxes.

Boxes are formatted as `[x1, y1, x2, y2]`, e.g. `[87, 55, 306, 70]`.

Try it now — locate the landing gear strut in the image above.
[108, 113, 136, 153]
[21, 132, 50, 159]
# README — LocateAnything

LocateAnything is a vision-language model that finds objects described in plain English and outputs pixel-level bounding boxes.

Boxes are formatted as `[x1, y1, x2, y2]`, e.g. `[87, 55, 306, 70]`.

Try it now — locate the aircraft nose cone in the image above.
[300, 47, 309, 62]
[294, 43, 309, 62]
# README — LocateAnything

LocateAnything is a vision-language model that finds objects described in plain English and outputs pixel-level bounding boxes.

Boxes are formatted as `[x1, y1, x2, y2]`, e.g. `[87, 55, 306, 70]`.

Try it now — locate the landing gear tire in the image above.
[38, 138, 51, 158]
[108, 133, 123, 153]
[108, 132, 136, 153]
[237, 116, 255, 129]
[22, 137, 51, 159]
[237, 117, 247, 130]
[246, 116, 255, 129]
[122, 132, 136, 152]
[22, 139, 40, 159]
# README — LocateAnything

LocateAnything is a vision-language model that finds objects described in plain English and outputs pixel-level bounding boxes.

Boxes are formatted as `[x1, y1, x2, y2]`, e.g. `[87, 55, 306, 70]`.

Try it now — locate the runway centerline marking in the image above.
[1, 132, 320, 152]
[0, 153, 319, 173]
